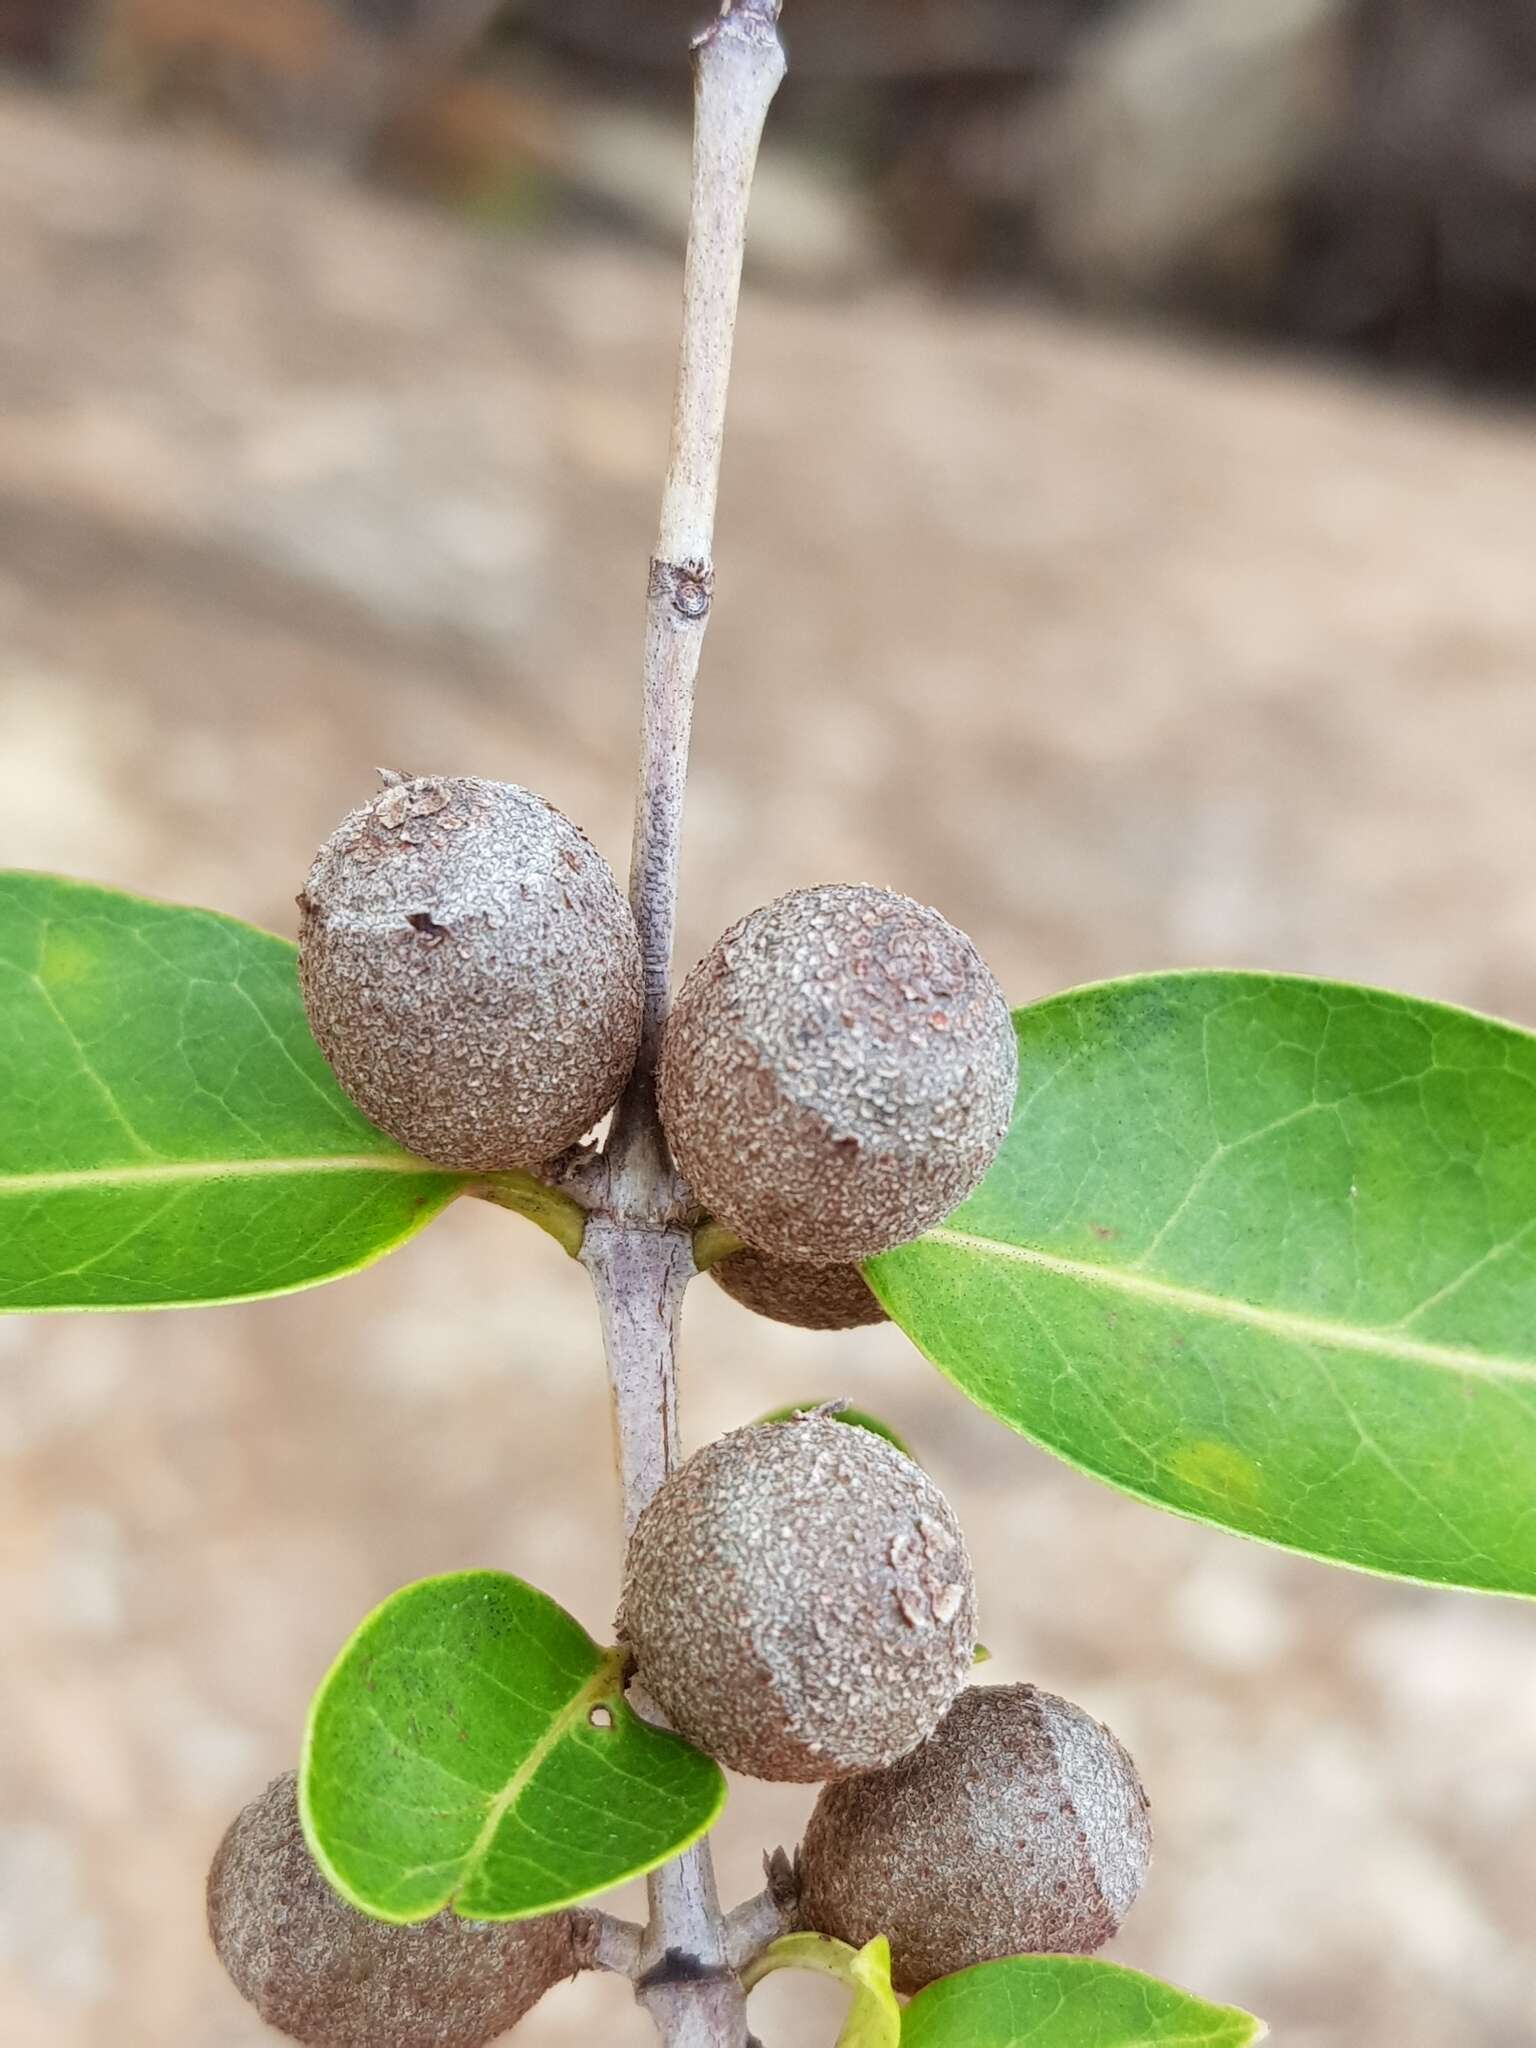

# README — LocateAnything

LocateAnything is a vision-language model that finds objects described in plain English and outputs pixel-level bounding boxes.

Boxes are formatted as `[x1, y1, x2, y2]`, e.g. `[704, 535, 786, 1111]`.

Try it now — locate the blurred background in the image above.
[1, 3, 1534, 2044]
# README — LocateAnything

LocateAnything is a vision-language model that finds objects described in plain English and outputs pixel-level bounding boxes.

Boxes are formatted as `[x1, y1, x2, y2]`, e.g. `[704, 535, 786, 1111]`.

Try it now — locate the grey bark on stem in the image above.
[580, 5, 787, 2044]
[609, 0, 786, 1200]
[724, 1850, 802, 1970]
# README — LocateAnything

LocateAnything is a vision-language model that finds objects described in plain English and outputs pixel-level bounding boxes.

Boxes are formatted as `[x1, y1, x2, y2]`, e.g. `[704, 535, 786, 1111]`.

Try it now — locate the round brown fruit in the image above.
[617, 1412, 976, 1782]
[298, 773, 641, 1171]
[657, 884, 1016, 1263]
[207, 1773, 586, 2047]
[798, 1683, 1152, 1992]
[708, 1246, 887, 1330]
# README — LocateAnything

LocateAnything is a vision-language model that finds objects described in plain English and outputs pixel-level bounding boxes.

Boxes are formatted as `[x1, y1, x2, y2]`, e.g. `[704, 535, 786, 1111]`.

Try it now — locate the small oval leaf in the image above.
[900, 1957, 1266, 2047]
[0, 872, 465, 1310]
[871, 972, 1536, 1597]
[301, 1570, 725, 1923]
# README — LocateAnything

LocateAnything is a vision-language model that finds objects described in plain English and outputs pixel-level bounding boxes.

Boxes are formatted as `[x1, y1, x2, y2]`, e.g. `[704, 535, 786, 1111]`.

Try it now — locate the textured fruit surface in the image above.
[799, 1683, 1152, 1992]
[207, 1773, 583, 2048]
[710, 1246, 888, 1329]
[658, 884, 1016, 1262]
[617, 1414, 976, 1781]
[299, 773, 641, 1170]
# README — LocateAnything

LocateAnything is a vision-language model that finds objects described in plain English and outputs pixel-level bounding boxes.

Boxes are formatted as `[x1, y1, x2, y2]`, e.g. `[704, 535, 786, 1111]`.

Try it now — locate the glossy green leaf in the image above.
[754, 1402, 914, 1459]
[301, 1570, 726, 1923]
[901, 1957, 1266, 2046]
[871, 972, 1536, 1596]
[0, 872, 464, 1309]
[743, 1933, 900, 2048]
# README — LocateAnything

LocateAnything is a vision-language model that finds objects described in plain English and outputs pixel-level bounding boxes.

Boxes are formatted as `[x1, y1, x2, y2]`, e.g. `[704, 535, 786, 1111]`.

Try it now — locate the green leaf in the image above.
[754, 1402, 914, 1459]
[0, 872, 465, 1309]
[901, 1957, 1266, 2046]
[743, 1933, 901, 2048]
[300, 1570, 726, 1923]
[841, 1938, 903, 2048]
[870, 972, 1536, 1596]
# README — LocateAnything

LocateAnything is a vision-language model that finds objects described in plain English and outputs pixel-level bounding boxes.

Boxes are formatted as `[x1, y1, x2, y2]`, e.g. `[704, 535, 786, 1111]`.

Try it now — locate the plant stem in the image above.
[582, 1216, 752, 2048]
[473, 1169, 588, 1255]
[581, 5, 786, 2044]
[583, 1217, 690, 1544]
[581, 1908, 646, 1978]
[607, 0, 787, 1203]
[724, 1851, 801, 1969]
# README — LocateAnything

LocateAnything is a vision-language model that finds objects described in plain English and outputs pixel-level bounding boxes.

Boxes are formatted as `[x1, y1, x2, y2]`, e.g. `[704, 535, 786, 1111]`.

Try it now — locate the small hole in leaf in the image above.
[588, 1705, 614, 1730]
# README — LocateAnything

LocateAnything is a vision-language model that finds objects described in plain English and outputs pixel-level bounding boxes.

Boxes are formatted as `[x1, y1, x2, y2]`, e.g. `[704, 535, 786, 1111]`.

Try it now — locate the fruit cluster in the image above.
[296, 774, 1018, 1299]
[619, 1412, 1153, 1998]
[209, 776, 1152, 2042]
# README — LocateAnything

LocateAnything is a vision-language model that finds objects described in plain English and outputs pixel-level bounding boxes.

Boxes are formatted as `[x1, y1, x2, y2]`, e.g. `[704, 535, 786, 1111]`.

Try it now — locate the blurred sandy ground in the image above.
[1, 80, 1535, 2048]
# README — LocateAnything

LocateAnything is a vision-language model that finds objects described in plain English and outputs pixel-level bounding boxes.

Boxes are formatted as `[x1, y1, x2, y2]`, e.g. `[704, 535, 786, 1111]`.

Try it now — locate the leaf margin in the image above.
[0, 868, 471, 1313]
[866, 966, 1536, 1599]
[298, 1567, 729, 1927]
[898, 1953, 1268, 2048]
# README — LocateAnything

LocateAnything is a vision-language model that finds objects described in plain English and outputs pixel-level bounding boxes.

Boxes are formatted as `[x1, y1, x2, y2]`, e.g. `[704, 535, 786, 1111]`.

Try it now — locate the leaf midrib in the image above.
[0, 1153, 447, 1195]
[454, 1651, 622, 1905]
[924, 1228, 1536, 1387]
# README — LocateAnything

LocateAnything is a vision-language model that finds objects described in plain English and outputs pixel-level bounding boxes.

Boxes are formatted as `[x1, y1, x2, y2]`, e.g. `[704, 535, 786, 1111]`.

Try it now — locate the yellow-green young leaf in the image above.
[743, 1933, 900, 2048]
[301, 1571, 726, 1923]
[0, 872, 464, 1309]
[870, 972, 1536, 1597]
[901, 1958, 1266, 2047]
[841, 1938, 902, 2048]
